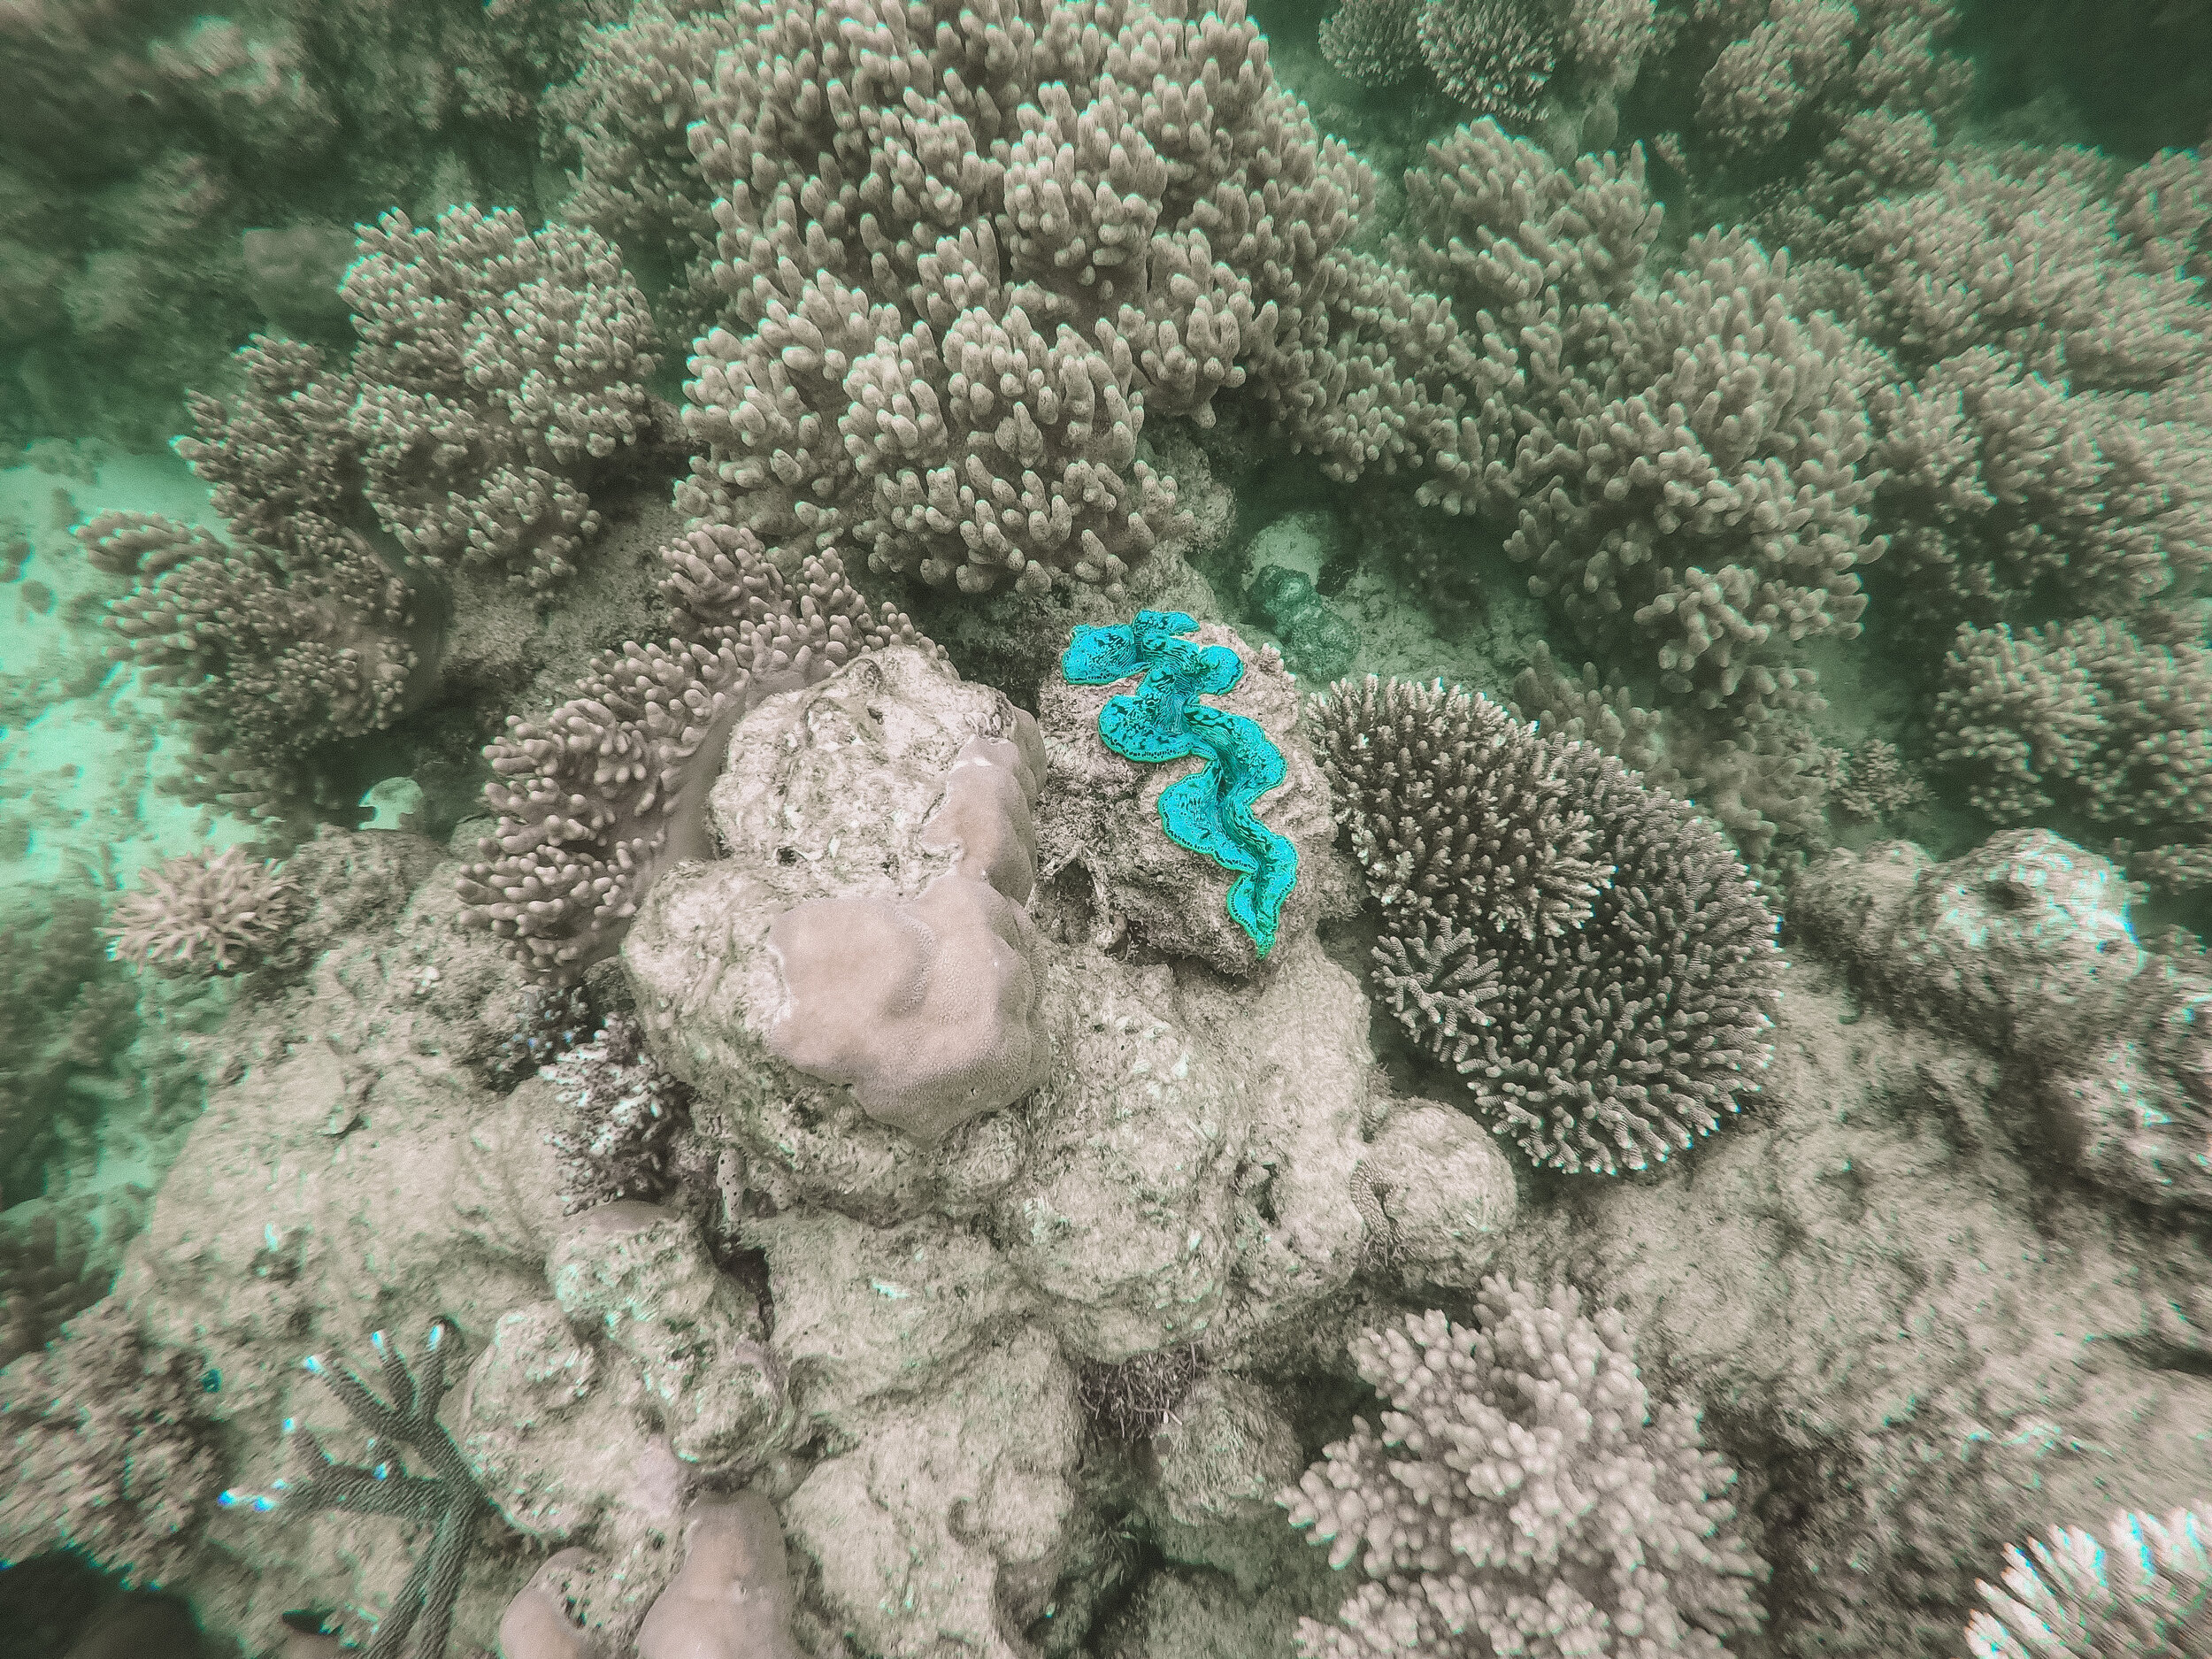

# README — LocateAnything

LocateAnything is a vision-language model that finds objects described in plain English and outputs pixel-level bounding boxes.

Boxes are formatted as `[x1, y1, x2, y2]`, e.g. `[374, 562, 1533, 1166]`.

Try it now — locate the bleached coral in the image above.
[1281, 1280, 1765, 1659]
[1963, 1504, 2212, 1659]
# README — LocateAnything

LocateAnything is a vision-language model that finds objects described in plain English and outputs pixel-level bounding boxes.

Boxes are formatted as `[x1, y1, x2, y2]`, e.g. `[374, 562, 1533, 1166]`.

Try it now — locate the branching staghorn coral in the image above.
[219, 1321, 486, 1659]
[456, 524, 933, 984]
[1962, 1504, 2212, 1659]
[1311, 674, 1608, 941]
[1327, 675, 1783, 1173]
[1933, 619, 2212, 898]
[1281, 1279, 1765, 1659]
[673, 0, 1458, 596]
[106, 846, 303, 978]
[1403, 121, 1888, 727]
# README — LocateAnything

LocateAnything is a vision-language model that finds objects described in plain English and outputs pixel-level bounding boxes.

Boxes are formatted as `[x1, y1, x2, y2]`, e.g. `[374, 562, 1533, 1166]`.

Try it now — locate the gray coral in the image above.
[0, 1299, 227, 1588]
[542, 1013, 691, 1215]
[106, 845, 302, 977]
[1281, 1279, 1765, 1659]
[1325, 675, 1783, 1174]
[1465, 743, 1784, 1174]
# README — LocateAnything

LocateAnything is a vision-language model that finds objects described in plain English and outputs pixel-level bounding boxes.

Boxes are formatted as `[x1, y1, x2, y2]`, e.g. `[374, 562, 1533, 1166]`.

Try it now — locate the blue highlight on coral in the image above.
[1063, 611, 1298, 959]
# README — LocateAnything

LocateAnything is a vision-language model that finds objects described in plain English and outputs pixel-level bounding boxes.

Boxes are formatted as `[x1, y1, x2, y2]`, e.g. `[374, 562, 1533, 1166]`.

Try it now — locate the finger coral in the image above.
[1281, 1279, 1765, 1659]
[1934, 619, 2212, 898]
[1405, 122, 1886, 726]
[342, 204, 659, 591]
[673, 0, 1455, 596]
[105, 845, 303, 978]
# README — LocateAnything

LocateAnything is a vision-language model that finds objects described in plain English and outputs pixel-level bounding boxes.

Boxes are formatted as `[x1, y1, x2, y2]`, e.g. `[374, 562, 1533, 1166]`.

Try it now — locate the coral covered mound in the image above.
[1964, 1504, 2212, 1659]
[106, 845, 302, 978]
[1064, 611, 1300, 958]
[1281, 1278, 1765, 1659]
[457, 524, 933, 983]
[673, 0, 1459, 595]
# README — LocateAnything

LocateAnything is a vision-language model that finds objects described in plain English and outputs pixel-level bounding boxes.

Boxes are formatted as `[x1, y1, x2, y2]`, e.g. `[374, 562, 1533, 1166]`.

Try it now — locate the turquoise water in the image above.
[3, 3, 2208, 1656]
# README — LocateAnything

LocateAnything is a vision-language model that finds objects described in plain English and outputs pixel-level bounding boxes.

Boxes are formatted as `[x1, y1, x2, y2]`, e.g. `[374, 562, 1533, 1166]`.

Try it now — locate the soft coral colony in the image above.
[1, 0, 2209, 1658]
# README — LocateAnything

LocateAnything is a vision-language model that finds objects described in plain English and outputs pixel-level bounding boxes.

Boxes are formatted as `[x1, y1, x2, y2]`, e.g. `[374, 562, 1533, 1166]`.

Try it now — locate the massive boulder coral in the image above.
[672, 0, 1459, 596]
[612, 633, 1521, 1655]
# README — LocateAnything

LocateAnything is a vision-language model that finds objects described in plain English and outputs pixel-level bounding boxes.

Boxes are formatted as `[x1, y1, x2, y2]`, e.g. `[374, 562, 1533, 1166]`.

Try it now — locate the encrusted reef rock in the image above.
[621, 636, 1521, 1659]
[1794, 828, 2212, 1212]
[1486, 827, 2212, 1659]
[1035, 618, 1358, 978]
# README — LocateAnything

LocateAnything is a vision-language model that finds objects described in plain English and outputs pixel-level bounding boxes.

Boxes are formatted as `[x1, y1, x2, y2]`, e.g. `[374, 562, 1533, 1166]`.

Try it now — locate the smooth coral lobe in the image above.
[1063, 611, 1299, 957]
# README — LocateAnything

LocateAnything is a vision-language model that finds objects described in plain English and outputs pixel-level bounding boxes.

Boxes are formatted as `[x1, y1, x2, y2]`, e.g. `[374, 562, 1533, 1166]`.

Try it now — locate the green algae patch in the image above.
[1062, 611, 1299, 958]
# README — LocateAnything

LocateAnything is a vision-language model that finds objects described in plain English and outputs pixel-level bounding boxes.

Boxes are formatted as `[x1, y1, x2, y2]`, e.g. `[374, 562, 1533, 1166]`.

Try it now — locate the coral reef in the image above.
[674, 0, 1455, 595]
[1402, 121, 1887, 728]
[1248, 565, 1359, 684]
[1793, 830, 2212, 1214]
[1282, 1279, 1765, 1659]
[1312, 674, 1607, 941]
[1324, 674, 1784, 1174]
[0, 0, 612, 447]
[1933, 619, 2212, 898]
[1321, 0, 1655, 137]
[106, 845, 303, 978]
[1963, 1504, 2212, 1659]
[763, 682, 1051, 1141]
[543, 1015, 693, 1216]
[340, 205, 658, 591]
[1063, 611, 1300, 959]
[0, 1299, 227, 1588]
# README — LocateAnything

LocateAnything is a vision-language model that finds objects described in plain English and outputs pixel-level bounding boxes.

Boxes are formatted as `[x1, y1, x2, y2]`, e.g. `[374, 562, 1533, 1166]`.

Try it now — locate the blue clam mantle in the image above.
[1062, 611, 1299, 958]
